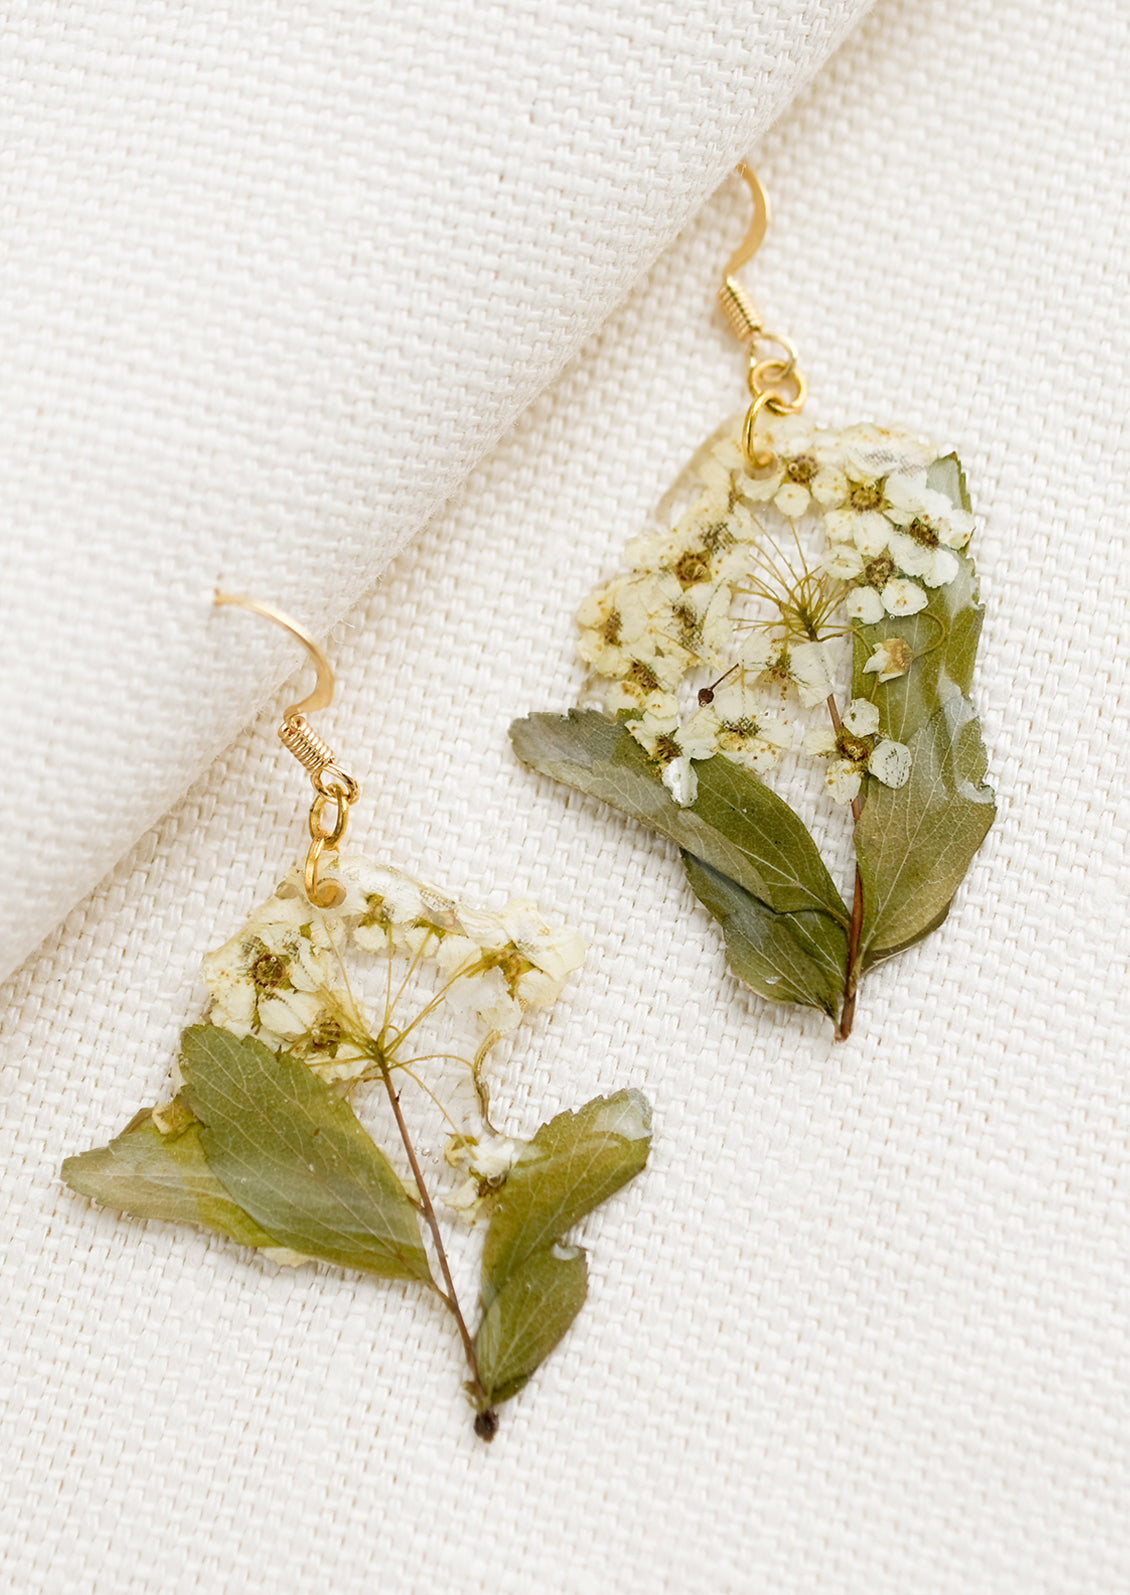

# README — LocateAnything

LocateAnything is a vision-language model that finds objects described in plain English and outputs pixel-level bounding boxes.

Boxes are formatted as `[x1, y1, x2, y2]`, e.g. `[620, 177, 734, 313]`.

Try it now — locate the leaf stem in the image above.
[373, 1050, 498, 1441]
[825, 693, 864, 1042]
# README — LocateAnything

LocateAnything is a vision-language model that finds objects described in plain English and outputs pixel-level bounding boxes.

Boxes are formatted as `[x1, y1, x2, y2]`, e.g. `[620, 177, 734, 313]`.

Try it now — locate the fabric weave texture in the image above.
[2, 1, 1129, 1592]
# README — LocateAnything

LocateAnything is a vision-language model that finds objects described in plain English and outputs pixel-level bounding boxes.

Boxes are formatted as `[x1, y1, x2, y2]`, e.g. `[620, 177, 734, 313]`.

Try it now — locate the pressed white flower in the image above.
[758, 638, 834, 707]
[651, 577, 734, 669]
[627, 696, 712, 764]
[863, 637, 915, 683]
[835, 423, 938, 482]
[824, 489, 893, 558]
[885, 527, 960, 587]
[805, 699, 911, 802]
[200, 883, 373, 1074]
[444, 1131, 530, 1219]
[582, 568, 721, 702]
[624, 497, 749, 589]
[492, 901, 587, 985]
[847, 554, 928, 623]
[885, 477, 975, 549]
[736, 416, 846, 516]
[687, 685, 793, 775]
[577, 572, 677, 677]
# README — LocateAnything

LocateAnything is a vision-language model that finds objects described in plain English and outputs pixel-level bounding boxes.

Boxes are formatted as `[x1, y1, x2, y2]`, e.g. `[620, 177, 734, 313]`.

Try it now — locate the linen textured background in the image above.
[0, 0, 867, 982]
[3, 1, 1129, 1592]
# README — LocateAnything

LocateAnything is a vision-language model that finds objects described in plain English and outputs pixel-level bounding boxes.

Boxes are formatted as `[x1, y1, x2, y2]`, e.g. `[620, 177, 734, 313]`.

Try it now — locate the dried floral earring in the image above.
[64, 595, 651, 1441]
[511, 167, 995, 1040]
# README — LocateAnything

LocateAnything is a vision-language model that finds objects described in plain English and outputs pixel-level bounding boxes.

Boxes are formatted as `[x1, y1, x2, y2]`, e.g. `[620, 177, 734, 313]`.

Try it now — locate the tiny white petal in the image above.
[825, 760, 863, 805]
[851, 512, 893, 558]
[882, 578, 929, 616]
[773, 481, 810, 518]
[810, 465, 848, 506]
[922, 547, 960, 588]
[820, 543, 864, 579]
[661, 756, 698, 806]
[804, 725, 837, 757]
[842, 699, 880, 737]
[846, 587, 886, 624]
[790, 640, 834, 708]
[867, 738, 912, 788]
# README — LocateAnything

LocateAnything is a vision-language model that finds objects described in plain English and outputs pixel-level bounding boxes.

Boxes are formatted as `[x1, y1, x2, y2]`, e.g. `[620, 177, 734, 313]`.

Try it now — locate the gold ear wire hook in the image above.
[214, 591, 359, 908]
[213, 592, 335, 719]
[716, 166, 807, 467]
[718, 164, 770, 344]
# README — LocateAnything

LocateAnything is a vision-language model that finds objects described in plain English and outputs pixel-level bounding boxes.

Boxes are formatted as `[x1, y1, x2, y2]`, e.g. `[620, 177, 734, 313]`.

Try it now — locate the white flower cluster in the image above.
[200, 855, 586, 1081]
[576, 413, 975, 806]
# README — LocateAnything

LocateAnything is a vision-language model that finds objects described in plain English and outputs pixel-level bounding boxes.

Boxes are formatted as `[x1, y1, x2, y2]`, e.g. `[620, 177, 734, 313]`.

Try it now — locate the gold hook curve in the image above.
[213, 592, 335, 720]
[723, 163, 770, 280]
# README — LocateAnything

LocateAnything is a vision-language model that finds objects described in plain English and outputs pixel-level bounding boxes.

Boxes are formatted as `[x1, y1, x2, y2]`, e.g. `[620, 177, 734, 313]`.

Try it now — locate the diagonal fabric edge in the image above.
[0, 0, 874, 983]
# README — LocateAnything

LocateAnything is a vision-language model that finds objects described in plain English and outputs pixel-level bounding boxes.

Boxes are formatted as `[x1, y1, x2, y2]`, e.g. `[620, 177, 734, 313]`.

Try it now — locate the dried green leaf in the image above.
[681, 853, 847, 1017]
[474, 1244, 588, 1406]
[510, 710, 849, 925]
[62, 1106, 287, 1254]
[180, 1024, 432, 1283]
[856, 696, 996, 965]
[480, 1089, 651, 1304]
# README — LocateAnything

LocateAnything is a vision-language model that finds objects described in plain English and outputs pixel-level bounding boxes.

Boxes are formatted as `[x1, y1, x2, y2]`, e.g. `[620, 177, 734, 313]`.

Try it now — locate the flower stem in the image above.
[374, 1051, 498, 1440]
[825, 693, 864, 1042]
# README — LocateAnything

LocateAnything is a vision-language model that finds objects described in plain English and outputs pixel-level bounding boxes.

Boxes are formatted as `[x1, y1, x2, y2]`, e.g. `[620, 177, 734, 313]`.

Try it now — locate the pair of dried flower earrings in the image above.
[65, 168, 993, 1438]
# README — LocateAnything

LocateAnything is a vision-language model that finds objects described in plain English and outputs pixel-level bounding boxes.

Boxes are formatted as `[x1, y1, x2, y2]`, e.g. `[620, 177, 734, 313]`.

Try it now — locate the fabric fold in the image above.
[0, 0, 873, 982]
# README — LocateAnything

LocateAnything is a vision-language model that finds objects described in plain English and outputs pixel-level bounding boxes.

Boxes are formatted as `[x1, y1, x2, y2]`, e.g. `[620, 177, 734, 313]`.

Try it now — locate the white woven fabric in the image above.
[0, 0, 867, 983]
[4, 0, 1130, 1592]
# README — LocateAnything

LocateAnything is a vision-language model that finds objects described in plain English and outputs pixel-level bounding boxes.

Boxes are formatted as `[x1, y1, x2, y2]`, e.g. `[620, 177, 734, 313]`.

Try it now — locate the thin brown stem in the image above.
[374, 1052, 498, 1441]
[825, 692, 865, 1042]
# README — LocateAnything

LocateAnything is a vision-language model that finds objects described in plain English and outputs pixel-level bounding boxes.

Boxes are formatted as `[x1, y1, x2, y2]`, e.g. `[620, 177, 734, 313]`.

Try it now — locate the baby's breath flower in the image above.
[685, 681, 793, 775]
[824, 477, 897, 558]
[847, 554, 928, 622]
[199, 883, 371, 1076]
[757, 638, 834, 708]
[885, 477, 975, 549]
[576, 572, 675, 678]
[444, 1131, 529, 1219]
[804, 698, 911, 804]
[863, 637, 915, 683]
[834, 424, 939, 482]
[733, 416, 847, 517]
